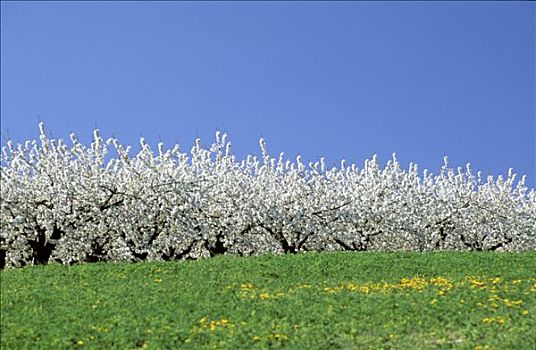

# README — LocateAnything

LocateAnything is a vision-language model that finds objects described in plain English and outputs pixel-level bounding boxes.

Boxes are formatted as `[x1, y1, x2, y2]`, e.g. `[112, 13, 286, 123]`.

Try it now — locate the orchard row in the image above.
[1, 123, 534, 268]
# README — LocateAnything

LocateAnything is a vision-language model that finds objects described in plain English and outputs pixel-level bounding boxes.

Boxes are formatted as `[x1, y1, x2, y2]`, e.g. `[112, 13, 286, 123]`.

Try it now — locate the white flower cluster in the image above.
[1, 123, 535, 268]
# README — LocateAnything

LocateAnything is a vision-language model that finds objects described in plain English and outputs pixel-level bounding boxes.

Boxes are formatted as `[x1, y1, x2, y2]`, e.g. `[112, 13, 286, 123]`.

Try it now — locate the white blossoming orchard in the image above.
[1, 123, 535, 268]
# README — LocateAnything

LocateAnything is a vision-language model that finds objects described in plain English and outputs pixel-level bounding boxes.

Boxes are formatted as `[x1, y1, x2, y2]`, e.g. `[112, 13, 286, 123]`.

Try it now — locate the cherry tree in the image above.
[1, 123, 534, 268]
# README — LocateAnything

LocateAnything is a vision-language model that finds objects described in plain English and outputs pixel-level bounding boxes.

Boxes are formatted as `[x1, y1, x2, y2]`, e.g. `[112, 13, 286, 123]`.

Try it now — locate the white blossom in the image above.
[0, 124, 534, 268]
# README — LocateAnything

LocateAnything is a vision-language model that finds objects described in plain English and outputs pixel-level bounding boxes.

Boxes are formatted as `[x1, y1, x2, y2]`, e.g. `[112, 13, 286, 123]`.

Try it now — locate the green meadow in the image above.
[1, 252, 535, 349]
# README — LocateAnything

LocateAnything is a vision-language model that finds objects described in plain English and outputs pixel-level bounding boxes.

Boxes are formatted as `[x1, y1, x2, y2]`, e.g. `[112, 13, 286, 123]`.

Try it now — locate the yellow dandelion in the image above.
[240, 283, 256, 290]
[217, 319, 231, 326]
[259, 293, 271, 300]
[252, 336, 262, 341]
[467, 276, 487, 288]
[346, 283, 359, 291]
[360, 286, 370, 294]
[503, 299, 523, 307]
[474, 345, 491, 350]
[400, 276, 428, 290]
[488, 294, 500, 301]
[521, 310, 529, 315]
[482, 316, 505, 325]
[270, 333, 288, 340]
[430, 299, 437, 305]
[431, 276, 453, 290]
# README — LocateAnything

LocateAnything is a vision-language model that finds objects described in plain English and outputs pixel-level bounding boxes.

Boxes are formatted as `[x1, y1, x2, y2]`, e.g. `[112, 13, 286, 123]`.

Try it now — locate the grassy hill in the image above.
[1, 251, 535, 349]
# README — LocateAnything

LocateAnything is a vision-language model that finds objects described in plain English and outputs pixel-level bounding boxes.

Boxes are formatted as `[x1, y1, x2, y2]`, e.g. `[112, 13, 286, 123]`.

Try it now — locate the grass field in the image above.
[1, 252, 535, 349]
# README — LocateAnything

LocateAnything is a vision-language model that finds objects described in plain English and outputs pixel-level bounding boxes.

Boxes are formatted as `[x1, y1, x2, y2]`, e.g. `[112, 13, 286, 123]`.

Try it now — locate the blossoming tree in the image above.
[1, 123, 534, 268]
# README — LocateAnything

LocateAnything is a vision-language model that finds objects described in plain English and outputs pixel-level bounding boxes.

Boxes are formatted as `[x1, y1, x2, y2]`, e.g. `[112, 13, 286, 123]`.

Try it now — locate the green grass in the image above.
[1, 252, 535, 349]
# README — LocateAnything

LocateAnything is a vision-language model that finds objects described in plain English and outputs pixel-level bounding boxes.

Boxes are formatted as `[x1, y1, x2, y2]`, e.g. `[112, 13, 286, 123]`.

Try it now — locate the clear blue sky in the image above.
[1, 2, 535, 187]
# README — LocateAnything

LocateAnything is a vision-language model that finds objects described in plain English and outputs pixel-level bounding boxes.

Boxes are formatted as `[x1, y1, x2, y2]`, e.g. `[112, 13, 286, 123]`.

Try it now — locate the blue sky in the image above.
[1, 2, 534, 187]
